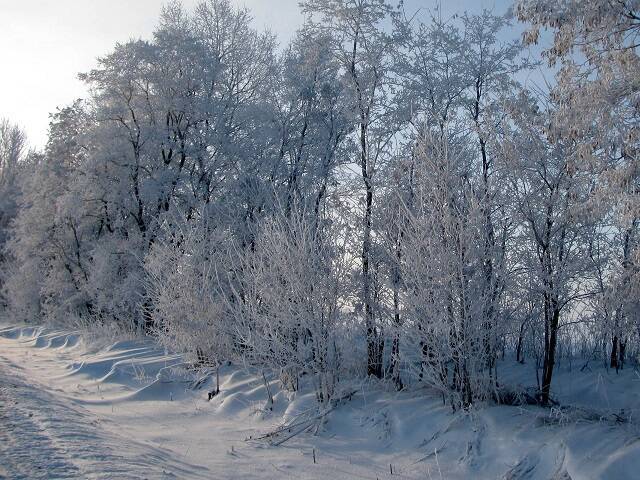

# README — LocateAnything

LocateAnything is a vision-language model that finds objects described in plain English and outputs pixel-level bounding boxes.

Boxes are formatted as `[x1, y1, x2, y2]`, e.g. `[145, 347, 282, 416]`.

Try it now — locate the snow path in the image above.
[0, 326, 431, 480]
[0, 353, 212, 480]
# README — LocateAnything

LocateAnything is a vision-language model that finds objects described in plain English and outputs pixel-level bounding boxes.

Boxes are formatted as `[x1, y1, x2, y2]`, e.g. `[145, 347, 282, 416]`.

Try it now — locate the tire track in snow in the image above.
[0, 356, 212, 480]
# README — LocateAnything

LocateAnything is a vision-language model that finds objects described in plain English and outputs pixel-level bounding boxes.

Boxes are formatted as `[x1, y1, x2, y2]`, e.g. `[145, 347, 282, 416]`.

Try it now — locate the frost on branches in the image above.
[0, 0, 638, 412]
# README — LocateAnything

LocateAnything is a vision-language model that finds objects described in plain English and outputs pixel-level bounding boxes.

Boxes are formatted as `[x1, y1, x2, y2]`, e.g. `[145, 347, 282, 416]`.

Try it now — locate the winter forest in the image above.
[0, 0, 639, 476]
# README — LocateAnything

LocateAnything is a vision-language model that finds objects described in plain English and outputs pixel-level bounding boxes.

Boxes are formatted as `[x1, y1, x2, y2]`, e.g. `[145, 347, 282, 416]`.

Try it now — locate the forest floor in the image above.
[1, 323, 639, 479]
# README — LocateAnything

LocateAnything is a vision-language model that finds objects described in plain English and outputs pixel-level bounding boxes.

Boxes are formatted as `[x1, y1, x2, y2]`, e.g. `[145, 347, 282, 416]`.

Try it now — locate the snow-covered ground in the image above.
[1, 324, 639, 479]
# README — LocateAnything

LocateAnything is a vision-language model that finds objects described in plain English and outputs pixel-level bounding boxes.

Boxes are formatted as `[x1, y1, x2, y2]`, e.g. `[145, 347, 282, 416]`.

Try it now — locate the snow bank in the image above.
[2, 323, 640, 479]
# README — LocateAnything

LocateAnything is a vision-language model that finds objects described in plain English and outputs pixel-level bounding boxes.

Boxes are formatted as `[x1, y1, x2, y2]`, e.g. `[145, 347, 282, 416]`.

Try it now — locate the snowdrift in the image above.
[1, 323, 639, 479]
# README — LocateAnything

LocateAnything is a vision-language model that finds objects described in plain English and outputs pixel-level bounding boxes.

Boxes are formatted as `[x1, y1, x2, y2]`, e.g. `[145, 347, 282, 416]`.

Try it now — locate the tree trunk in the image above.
[390, 236, 403, 389]
[361, 123, 382, 378]
[540, 296, 560, 405]
[516, 320, 526, 364]
[391, 287, 402, 390]
[610, 335, 619, 371]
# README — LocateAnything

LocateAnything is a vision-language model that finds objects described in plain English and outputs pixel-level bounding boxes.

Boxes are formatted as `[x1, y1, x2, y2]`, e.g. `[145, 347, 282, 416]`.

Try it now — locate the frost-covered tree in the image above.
[398, 129, 502, 408]
[145, 209, 234, 393]
[386, 8, 530, 400]
[6, 0, 639, 413]
[518, 0, 640, 376]
[301, 0, 400, 378]
[500, 93, 597, 404]
[0, 119, 28, 310]
[223, 205, 354, 405]
[271, 29, 352, 223]
[4, 104, 97, 323]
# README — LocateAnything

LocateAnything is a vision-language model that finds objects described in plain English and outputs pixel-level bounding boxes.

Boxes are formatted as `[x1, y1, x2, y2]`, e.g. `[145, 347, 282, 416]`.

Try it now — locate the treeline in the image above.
[0, 0, 638, 409]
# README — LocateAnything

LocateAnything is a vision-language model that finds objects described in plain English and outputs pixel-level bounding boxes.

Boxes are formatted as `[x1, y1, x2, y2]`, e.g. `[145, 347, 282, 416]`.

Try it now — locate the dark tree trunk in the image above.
[619, 339, 626, 371]
[390, 307, 402, 390]
[516, 321, 526, 364]
[610, 335, 619, 371]
[540, 296, 560, 405]
[361, 125, 382, 378]
[390, 236, 403, 390]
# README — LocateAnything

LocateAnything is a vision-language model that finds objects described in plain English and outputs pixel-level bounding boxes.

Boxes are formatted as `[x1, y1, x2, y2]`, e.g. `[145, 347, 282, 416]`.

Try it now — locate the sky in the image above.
[0, 0, 527, 150]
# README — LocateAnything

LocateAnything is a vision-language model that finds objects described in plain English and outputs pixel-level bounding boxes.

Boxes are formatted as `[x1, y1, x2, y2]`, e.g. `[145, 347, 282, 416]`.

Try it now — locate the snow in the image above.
[1, 323, 639, 479]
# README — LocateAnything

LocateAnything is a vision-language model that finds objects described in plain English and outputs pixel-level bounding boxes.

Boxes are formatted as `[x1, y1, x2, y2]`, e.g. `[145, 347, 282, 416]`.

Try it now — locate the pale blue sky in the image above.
[1, 0, 537, 149]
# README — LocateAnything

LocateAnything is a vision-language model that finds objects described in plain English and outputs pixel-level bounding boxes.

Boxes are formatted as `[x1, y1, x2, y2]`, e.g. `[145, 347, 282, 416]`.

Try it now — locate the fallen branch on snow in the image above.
[249, 390, 357, 446]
